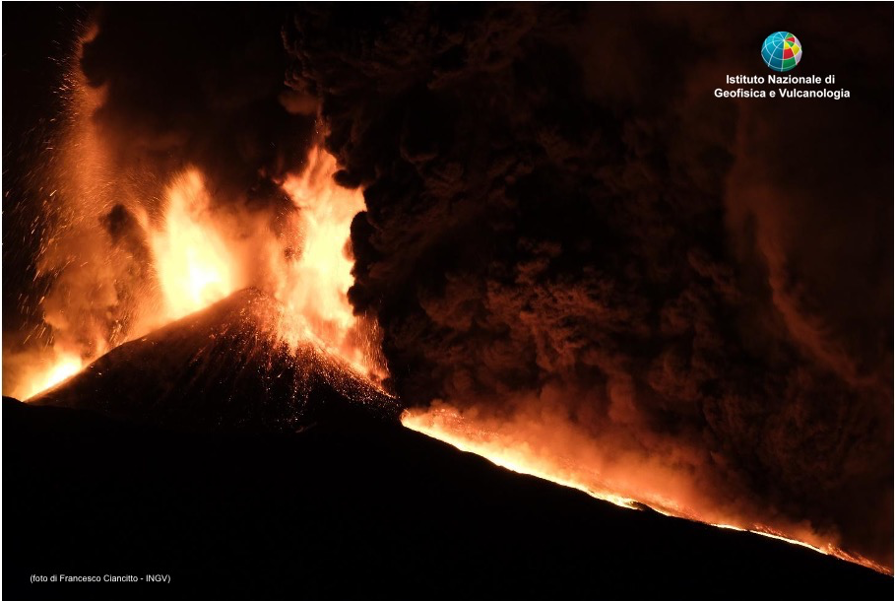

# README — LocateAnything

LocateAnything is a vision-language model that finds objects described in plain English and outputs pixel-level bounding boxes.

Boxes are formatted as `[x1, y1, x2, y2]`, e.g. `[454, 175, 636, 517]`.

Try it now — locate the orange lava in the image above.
[276, 147, 386, 382]
[14, 352, 84, 401]
[3, 22, 383, 401]
[402, 404, 891, 576]
[12, 143, 383, 401]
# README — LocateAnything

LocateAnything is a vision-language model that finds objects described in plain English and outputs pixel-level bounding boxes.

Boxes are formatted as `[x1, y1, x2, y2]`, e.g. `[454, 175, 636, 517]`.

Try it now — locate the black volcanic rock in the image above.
[3, 399, 892, 600]
[30, 289, 399, 431]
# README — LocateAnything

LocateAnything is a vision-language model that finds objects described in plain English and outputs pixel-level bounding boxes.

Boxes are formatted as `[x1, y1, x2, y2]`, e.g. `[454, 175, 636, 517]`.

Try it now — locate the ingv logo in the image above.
[761, 32, 803, 72]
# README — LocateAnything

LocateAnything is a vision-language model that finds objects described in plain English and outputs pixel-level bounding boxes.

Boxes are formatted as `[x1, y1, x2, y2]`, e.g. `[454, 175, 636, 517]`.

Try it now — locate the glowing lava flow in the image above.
[33, 354, 83, 393]
[15, 352, 84, 401]
[402, 406, 642, 511]
[401, 405, 892, 576]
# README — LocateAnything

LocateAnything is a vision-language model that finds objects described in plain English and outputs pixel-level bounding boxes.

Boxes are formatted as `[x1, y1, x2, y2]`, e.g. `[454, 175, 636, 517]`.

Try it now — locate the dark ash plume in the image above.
[287, 3, 893, 567]
[80, 3, 316, 208]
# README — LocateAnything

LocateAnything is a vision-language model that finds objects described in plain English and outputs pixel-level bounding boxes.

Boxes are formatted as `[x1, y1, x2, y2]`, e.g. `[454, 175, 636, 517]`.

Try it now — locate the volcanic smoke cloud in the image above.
[2, 3, 891, 573]
[287, 4, 893, 567]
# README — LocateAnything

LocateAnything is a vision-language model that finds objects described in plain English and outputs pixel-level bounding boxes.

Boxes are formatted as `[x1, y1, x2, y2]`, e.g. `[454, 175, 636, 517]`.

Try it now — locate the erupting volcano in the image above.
[7, 141, 387, 405]
[3, 3, 892, 599]
[30, 289, 398, 430]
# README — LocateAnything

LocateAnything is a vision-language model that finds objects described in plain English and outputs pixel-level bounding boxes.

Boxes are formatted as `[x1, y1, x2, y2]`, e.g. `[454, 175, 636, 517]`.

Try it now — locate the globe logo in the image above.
[761, 32, 803, 72]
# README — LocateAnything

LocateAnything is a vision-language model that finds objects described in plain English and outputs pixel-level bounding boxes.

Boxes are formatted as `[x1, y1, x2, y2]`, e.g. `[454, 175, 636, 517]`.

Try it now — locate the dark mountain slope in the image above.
[4, 399, 891, 600]
[9, 289, 892, 598]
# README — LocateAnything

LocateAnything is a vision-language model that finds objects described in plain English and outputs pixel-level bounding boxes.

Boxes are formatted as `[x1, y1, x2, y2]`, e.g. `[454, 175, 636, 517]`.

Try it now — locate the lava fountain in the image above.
[9, 143, 385, 402]
[4, 16, 386, 401]
[149, 169, 237, 321]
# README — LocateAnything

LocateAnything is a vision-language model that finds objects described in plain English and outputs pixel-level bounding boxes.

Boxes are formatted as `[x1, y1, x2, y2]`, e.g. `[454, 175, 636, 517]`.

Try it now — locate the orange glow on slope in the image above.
[149, 169, 237, 321]
[34, 354, 84, 396]
[708, 523, 892, 575]
[401, 404, 892, 576]
[402, 405, 642, 511]
[17, 352, 85, 401]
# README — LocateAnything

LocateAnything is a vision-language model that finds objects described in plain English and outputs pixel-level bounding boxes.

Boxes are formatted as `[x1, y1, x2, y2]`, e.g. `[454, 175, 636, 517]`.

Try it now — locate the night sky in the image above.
[3, 1, 893, 586]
